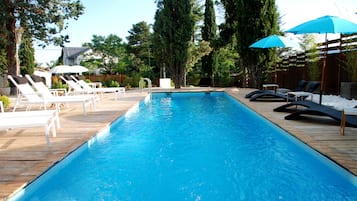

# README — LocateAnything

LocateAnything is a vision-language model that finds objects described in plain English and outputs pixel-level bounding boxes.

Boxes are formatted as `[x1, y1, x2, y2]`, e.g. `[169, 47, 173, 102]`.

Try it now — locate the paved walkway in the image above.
[1, 88, 357, 200]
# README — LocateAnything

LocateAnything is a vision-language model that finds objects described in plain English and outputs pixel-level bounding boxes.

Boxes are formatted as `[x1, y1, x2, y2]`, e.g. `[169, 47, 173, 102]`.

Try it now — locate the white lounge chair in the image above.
[8, 75, 95, 115]
[70, 75, 125, 97]
[25, 74, 98, 101]
[60, 75, 94, 95]
[25, 74, 68, 97]
[60, 76, 125, 99]
[0, 101, 60, 146]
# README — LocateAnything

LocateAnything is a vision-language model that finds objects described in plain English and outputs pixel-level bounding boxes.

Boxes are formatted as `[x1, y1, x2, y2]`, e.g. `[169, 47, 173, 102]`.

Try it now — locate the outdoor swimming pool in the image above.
[10, 92, 357, 200]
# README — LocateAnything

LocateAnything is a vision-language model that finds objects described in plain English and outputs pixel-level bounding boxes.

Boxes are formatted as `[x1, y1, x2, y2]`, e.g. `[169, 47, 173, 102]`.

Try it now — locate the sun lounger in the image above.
[59, 75, 90, 95]
[249, 91, 301, 102]
[8, 75, 95, 115]
[26, 74, 68, 97]
[25, 74, 97, 101]
[70, 75, 125, 97]
[273, 100, 317, 112]
[60, 76, 125, 98]
[245, 80, 308, 98]
[273, 100, 357, 128]
[249, 81, 320, 102]
[0, 101, 59, 146]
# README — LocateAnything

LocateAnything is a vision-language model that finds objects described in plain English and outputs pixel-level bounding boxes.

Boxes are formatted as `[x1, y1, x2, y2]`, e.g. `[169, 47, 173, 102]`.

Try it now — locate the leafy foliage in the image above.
[201, 0, 217, 81]
[187, 40, 212, 74]
[153, 0, 195, 88]
[0, 49, 7, 75]
[214, 43, 240, 84]
[19, 31, 35, 75]
[83, 34, 128, 74]
[0, 95, 10, 109]
[341, 43, 357, 82]
[126, 21, 156, 79]
[0, 0, 84, 75]
[300, 34, 320, 81]
[52, 77, 68, 90]
[221, 0, 280, 87]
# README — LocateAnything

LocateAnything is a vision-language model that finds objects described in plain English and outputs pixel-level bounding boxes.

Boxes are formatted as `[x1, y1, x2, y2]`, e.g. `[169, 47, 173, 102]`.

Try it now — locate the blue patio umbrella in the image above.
[249, 34, 299, 82]
[286, 15, 357, 104]
[249, 34, 299, 49]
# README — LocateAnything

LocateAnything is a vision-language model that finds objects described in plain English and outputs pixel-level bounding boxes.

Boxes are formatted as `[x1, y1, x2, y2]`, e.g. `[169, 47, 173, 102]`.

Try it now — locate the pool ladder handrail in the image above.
[139, 78, 152, 93]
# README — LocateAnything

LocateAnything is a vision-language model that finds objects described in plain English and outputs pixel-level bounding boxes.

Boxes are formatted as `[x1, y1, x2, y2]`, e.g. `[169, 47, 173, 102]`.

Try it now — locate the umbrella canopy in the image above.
[286, 15, 357, 34]
[249, 35, 299, 82]
[71, 65, 89, 73]
[249, 34, 299, 49]
[50, 65, 88, 74]
[286, 15, 357, 104]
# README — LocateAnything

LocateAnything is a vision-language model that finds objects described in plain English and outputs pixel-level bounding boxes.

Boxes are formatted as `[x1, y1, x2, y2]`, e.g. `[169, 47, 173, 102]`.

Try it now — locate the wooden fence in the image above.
[85, 74, 126, 84]
[270, 33, 357, 95]
[53, 74, 126, 85]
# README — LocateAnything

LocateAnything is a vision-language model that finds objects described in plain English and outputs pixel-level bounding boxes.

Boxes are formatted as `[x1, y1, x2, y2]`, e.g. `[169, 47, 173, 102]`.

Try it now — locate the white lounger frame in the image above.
[0, 101, 60, 146]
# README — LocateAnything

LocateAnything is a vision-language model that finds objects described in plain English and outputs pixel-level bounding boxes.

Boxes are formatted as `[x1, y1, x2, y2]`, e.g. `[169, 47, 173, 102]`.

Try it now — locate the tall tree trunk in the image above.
[174, 62, 181, 89]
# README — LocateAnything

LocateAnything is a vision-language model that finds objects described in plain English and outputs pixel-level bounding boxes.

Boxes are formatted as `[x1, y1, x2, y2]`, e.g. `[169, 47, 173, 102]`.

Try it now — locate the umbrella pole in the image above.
[274, 50, 277, 83]
[319, 33, 328, 105]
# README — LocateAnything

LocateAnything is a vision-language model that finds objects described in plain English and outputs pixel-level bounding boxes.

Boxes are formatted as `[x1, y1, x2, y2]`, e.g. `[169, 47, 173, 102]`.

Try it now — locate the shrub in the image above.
[52, 77, 68, 89]
[0, 95, 10, 110]
[124, 75, 141, 88]
[109, 80, 120, 87]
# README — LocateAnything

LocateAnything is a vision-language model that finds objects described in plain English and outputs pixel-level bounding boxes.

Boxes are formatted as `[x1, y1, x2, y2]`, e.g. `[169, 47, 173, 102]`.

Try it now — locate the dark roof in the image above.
[62, 47, 90, 59]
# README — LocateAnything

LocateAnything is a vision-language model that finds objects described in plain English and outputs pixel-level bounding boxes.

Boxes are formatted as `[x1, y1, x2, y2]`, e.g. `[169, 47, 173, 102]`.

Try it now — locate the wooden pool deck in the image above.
[0, 88, 356, 200]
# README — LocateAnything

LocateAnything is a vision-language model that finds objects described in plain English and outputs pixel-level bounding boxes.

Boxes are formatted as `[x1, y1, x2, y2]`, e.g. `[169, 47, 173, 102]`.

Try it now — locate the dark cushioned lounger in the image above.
[245, 80, 308, 98]
[274, 100, 357, 127]
[249, 81, 320, 102]
[274, 100, 318, 112]
[245, 88, 291, 98]
[249, 90, 303, 102]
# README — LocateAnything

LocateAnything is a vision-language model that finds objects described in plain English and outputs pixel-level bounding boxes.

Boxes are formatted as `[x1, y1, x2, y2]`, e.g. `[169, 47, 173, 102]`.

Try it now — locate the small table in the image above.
[286, 91, 312, 103]
[340, 108, 357, 135]
[262, 84, 279, 93]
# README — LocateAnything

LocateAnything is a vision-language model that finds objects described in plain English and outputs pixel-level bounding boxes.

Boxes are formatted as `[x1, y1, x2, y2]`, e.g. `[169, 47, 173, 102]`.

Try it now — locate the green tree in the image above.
[214, 43, 241, 86]
[83, 34, 128, 74]
[201, 0, 217, 84]
[218, 0, 238, 46]
[19, 28, 35, 75]
[190, 0, 204, 41]
[299, 34, 320, 81]
[152, 10, 166, 79]
[0, 0, 84, 76]
[0, 49, 7, 75]
[153, 0, 194, 88]
[340, 37, 357, 82]
[187, 40, 212, 75]
[221, 0, 280, 87]
[0, 18, 7, 76]
[126, 21, 156, 79]
[127, 22, 152, 66]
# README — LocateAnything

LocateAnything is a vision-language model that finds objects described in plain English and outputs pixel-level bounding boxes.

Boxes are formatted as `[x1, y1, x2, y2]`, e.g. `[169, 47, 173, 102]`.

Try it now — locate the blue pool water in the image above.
[11, 92, 357, 201]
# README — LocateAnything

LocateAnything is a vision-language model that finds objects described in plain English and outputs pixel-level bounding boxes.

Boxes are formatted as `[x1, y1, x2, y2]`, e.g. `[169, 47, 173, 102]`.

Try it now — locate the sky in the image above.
[34, 0, 357, 66]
